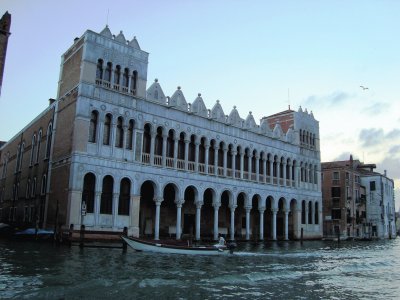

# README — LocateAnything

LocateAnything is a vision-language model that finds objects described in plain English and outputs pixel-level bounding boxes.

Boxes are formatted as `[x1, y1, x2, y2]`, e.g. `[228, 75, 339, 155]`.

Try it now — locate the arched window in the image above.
[26, 179, 31, 199]
[41, 174, 47, 195]
[315, 202, 319, 224]
[100, 175, 113, 214]
[301, 200, 306, 224]
[82, 173, 95, 214]
[308, 201, 313, 224]
[103, 114, 112, 145]
[96, 59, 103, 80]
[104, 62, 112, 82]
[114, 65, 121, 86]
[131, 70, 138, 93]
[30, 134, 36, 166]
[17, 142, 25, 172]
[126, 119, 134, 150]
[89, 111, 98, 143]
[142, 124, 152, 154]
[36, 130, 42, 163]
[118, 178, 130, 215]
[115, 117, 124, 148]
[45, 123, 53, 159]
[122, 68, 129, 88]
[31, 177, 37, 198]
[2, 153, 9, 178]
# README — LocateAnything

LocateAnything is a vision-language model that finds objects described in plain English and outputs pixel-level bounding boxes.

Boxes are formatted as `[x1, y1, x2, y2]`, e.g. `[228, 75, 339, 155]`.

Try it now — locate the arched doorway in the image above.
[139, 180, 156, 237]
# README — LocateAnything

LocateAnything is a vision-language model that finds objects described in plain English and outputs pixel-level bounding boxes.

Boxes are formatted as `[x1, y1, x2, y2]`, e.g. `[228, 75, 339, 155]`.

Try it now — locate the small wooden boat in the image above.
[121, 236, 235, 255]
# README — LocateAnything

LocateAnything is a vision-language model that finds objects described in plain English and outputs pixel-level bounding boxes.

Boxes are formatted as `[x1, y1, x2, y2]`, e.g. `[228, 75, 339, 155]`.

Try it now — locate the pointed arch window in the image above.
[131, 70, 138, 94]
[126, 119, 134, 150]
[41, 174, 47, 195]
[31, 177, 37, 198]
[115, 117, 124, 148]
[96, 59, 103, 80]
[89, 111, 98, 143]
[45, 123, 53, 159]
[104, 62, 112, 82]
[100, 175, 113, 214]
[103, 114, 112, 145]
[82, 173, 95, 213]
[118, 178, 130, 215]
[36, 130, 42, 163]
[30, 134, 36, 166]
[114, 65, 121, 86]
[122, 68, 129, 88]
[26, 179, 31, 199]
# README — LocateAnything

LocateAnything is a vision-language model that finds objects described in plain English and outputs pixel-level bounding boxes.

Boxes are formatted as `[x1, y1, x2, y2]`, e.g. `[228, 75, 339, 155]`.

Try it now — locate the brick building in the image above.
[0, 26, 322, 240]
[322, 155, 396, 239]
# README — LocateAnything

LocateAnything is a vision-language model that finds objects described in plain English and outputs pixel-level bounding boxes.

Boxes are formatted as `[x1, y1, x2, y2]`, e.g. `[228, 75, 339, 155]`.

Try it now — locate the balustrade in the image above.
[154, 155, 162, 166]
[177, 159, 185, 170]
[142, 153, 150, 164]
[187, 161, 195, 172]
[198, 163, 206, 173]
[166, 157, 174, 168]
[217, 167, 224, 176]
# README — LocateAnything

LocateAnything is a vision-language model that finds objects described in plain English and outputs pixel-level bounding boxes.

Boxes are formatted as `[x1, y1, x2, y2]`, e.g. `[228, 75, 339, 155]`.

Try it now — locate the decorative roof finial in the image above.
[155, 78, 158, 82]
[177, 86, 181, 90]
[198, 93, 201, 97]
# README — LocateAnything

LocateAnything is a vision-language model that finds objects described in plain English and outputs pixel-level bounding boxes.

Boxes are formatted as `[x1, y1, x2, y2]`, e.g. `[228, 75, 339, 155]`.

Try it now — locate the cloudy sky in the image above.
[1, 1, 399, 207]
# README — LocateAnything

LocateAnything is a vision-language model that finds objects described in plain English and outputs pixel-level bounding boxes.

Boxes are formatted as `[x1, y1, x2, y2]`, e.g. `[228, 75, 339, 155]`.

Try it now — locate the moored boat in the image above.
[121, 236, 235, 255]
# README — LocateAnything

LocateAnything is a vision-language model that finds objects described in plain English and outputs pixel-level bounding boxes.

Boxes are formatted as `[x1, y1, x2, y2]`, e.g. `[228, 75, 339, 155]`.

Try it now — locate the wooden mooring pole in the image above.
[79, 225, 85, 248]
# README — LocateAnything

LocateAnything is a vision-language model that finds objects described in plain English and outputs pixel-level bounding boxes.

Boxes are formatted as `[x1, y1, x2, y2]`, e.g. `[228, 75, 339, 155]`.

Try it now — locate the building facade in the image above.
[0, 26, 322, 241]
[322, 156, 396, 239]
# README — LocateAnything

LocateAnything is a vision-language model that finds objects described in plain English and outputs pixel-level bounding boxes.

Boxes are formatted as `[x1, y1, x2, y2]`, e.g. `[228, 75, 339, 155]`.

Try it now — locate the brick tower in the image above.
[0, 11, 11, 96]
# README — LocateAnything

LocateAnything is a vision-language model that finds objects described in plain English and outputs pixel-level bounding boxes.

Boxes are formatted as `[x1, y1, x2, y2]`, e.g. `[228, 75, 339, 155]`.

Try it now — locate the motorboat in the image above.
[121, 236, 235, 255]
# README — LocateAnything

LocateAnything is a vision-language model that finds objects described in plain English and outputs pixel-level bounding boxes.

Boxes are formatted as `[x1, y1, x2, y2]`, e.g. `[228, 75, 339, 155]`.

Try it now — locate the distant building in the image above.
[322, 156, 396, 239]
[0, 11, 11, 95]
[0, 26, 322, 241]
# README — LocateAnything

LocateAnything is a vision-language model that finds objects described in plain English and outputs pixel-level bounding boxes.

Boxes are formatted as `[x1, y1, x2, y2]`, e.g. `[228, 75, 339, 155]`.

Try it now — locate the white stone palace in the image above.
[0, 26, 322, 241]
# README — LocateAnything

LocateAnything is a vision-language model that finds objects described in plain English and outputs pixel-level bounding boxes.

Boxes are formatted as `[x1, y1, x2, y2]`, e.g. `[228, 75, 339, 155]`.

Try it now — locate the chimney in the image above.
[384, 170, 387, 177]
[49, 98, 56, 106]
[74, 37, 79, 43]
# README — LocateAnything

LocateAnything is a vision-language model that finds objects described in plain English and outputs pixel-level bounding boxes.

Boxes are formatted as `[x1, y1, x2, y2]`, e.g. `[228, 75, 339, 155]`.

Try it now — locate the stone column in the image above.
[132, 128, 137, 161]
[284, 210, 289, 240]
[305, 205, 309, 226]
[259, 207, 265, 240]
[195, 202, 202, 240]
[223, 145, 228, 176]
[214, 146, 218, 176]
[184, 139, 190, 171]
[154, 198, 163, 240]
[289, 163, 293, 187]
[122, 125, 128, 159]
[247, 153, 252, 180]
[240, 150, 245, 179]
[230, 205, 237, 241]
[255, 154, 260, 182]
[319, 209, 323, 236]
[194, 141, 200, 172]
[232, 150, 237, 178]
[262, 156, 267, 183]
[245, 207, 251, 240]
[283, 162, 287, 186]
[175, 200, 183, 240]
[149, 130, 155, 165]
[112, 193, 119, 228]
[276, 161, 281, 186]
[213, 203, 219, 241]
[110, 121, 116, 155]
[272, 209, 277, 240]
[162, 133, 167, 167]
[129, 195, 140, 237]
[295, 165, 300, 188]
[204, 143, 210, 174]
[94, 191, 101, 226]
[173, 139, 179, 168]
[269, 159, 274, 184]
[311, 201, 315, 225]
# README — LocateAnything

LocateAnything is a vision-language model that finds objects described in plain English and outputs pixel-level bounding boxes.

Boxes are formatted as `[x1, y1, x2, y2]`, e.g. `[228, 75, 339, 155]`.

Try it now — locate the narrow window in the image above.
[122, 68, 129, 88]
[105, 62, 112, 82]
[41, 174, 47, 195]
[103, 114, 112, 145]
[115, 117, 124, 148]
[131, 70, 138, 93]
[31, 177, 37, 197]
[26, 179, 31, 199]
[100, 175, 113, 214]
[82, 173, 95, 213]
[89, 111, 98, 143]
[30, 134, 36, 166]
[114, 65, 121, 85]
[118, 178, 130, 215]
[45, 123, 53, 159]
[126, 119, 134, 150]
[36, 130, 42, 163]
[96, 59, 103, 80]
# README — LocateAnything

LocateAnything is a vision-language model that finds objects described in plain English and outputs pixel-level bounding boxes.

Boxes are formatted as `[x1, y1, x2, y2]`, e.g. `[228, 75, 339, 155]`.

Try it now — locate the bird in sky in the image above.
[360, 85, 369, 90]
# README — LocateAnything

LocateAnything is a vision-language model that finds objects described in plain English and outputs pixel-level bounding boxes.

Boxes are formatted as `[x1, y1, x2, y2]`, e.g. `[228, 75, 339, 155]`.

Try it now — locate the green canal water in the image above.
[1, 238, 399, 299]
